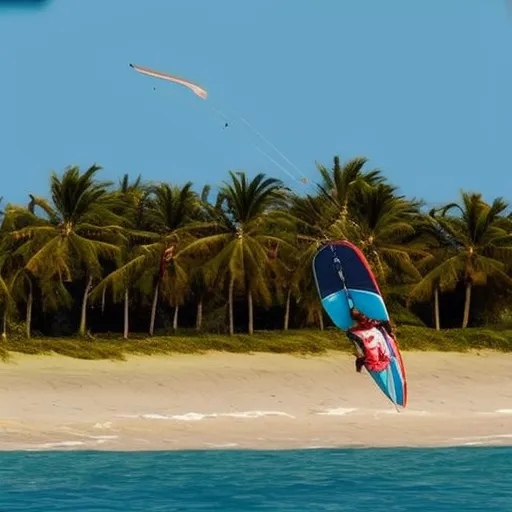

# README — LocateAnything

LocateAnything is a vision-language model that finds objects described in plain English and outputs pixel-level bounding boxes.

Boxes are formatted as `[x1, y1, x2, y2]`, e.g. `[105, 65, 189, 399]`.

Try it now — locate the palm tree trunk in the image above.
[228, 277, 235, 335]
[196, 297, 203, 331]
[462, 281, 472, 328]
[173, 305, 179, 331]
[434, 286, 440, 331]
[318, 310, 324, 331]
[123, 288, 129, 340]
[2, 310, 6, 341]
[248, 289, 253, 335]
[101, 287, 106, 315]
[283, 289, 291, 331]
[26, 282, 33, 339]
[149, 281, 160, 336]
[79, 275, 93, 336]
[341, 200, 349, 229]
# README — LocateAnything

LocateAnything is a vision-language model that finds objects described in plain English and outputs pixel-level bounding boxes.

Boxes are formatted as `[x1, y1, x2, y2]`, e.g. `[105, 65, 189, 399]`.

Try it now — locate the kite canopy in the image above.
[129, 63, 208, 100]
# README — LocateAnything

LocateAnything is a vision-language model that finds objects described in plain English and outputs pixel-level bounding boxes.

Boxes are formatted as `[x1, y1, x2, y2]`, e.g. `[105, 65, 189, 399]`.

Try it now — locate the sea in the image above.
[1, 447, 511, 511]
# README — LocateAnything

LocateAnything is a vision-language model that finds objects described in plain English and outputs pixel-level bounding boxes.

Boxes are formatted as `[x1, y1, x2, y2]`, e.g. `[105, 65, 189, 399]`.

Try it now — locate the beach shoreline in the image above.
[1, 351, 511, 451]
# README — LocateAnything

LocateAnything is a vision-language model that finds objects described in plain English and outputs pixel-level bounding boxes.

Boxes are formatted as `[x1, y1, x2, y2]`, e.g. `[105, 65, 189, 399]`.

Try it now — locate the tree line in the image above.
[1, 156, 511, 339]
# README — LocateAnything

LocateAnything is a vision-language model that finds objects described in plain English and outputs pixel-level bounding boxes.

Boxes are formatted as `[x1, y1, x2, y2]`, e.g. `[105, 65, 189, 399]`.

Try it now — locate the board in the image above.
[312, 240, 408, 407]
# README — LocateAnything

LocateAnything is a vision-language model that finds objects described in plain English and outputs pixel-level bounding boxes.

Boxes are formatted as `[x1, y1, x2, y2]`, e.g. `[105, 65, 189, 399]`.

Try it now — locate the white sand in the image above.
[1, 350, 511, 451]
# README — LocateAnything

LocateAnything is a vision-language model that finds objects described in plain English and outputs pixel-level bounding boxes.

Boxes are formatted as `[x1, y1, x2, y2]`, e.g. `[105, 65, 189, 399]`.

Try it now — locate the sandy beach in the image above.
[1, 350, 511, 451]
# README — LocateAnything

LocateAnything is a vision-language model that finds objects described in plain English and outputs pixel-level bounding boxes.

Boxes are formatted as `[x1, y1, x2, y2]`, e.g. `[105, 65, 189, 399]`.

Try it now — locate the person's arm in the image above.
[377, 320, 393, 335]
[355, 357, 365, 373]
[383, 320, 393, 334]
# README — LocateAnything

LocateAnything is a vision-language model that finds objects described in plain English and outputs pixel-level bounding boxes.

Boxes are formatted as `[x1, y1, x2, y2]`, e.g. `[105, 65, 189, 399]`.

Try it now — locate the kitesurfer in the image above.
[347, 308, 393, 373]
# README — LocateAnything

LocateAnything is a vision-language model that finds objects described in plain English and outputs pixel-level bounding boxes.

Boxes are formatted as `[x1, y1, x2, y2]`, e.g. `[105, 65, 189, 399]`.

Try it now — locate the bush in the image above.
[2, 326, 512, 361]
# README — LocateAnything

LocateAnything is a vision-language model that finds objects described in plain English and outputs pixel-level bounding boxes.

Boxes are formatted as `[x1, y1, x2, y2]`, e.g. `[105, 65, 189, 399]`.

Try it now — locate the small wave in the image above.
[58, 428, 119, 442]
[203, 442, 239, 448]
[462, 438, 512, 446]
[477, 409, 512, 416]
[22, 434, 119, 451]
[220, 411, 294, 419]
[31, 441, 86, 449]
[375, 409, 429, 416]
[452, 434, 512, 446]
[147, 413, 197, 421]
[118, 410, 295, 421]
[303, 445, 336, 449]
[315, 408, 357, 416]
[86, 435, 118, 440]
[93, 422, 113, 429]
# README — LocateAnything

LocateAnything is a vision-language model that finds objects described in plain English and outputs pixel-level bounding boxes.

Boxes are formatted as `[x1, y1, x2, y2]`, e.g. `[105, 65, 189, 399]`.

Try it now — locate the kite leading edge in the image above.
[129, 63, 208, 100]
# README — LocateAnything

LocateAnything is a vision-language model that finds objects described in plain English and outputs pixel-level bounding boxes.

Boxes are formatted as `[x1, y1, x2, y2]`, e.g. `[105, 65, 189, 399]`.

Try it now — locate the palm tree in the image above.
[5, 265, 33, 338]
[0, 200, 17, 339]
[1, 197, 71, 338]
[424, 192, 512, 328]
[348, 183, 426, 283]
[267, 242, 299, 331]
[0, 254, 14, 340]
[285, 194, 328, 329]
[179, 172, 294, 335]
[185, 184, 218, 332]
[315, 155, 386, 235]
[407, 210, 463, 330]
[143, 182, 206, 335]
[93, 182, 202, 336]
[2, 157, 511, 338]
[7, 165, 123, 336]
[90, 174, 155, 339]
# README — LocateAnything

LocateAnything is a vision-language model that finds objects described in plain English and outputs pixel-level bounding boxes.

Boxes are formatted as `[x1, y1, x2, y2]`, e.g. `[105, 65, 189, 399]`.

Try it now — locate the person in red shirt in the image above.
[347, 308, 394, 373]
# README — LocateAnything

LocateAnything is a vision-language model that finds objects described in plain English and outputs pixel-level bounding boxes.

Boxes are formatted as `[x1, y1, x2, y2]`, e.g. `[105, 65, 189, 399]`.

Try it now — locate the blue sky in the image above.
[1, 0, 511, 208]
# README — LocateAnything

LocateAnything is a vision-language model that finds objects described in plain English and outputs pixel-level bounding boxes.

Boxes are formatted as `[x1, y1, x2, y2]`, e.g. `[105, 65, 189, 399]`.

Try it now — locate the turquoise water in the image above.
[1, 447, 511, 511]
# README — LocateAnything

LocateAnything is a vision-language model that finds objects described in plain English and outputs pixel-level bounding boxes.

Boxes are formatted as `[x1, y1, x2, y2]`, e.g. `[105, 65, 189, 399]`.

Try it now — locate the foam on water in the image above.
[93, 421, 113, 429]
[223, 411, 294, 419]
[118, 410, 295, 421]
[18, 430, 120, 451]
[314, 407, 430, 417]
[477, 409, 512, 416]
[30, 441, 86, 449]
[449, 434, 512, 447]
[452, 434, 512, 441]
[58, 427, 119, 441]
[315, 407, 357, 416]
[303, 445, 336, 449]
[203, 442, 239, 448]
[118, 407, 436, 421]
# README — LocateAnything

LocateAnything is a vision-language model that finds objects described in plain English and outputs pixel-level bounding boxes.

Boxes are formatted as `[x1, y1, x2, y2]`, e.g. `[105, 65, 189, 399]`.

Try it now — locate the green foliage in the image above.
[395, 325, 512, 352]
[0, 158, 511, 352]
[2, 327, 511, 361]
